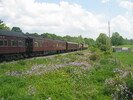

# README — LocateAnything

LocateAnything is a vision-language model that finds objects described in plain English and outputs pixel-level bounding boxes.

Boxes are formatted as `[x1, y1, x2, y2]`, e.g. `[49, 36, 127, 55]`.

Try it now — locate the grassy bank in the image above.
[0, 49, 121, 100]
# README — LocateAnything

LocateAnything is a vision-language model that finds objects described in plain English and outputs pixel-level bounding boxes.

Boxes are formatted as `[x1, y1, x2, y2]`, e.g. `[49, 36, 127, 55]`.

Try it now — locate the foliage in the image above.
[111, 32, 124, 46]
[89, 53, 100, 61]
[41, 33, 86, 43]
[96, 33, 111, 51]
[96, 33, 110, 45]
[0, 20, 10, 30]
[104, 68, 133, 100]
[104, 49, 133, 100]
[84, 38, 95, 46]
[11, 27, 23, 32]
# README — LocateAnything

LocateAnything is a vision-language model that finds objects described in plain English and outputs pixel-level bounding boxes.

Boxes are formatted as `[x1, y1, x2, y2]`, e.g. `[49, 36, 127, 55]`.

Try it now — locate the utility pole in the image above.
[108, 21, 112, 51]
[108, 21, 110, 38]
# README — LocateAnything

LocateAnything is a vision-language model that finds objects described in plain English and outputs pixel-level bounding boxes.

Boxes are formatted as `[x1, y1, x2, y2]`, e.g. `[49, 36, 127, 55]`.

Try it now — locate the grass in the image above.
[103, 45, 133, 100]
[0, 50, 121, 100]
[114, 52, 133, 66]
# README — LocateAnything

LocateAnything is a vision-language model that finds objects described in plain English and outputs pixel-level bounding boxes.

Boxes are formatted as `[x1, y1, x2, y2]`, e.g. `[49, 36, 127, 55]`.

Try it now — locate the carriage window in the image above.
[56, 44, 59, 47]
[0, 40, 3, 46]
[34, 42, 38, 47]
[0, 39, 8, 46]
[4, 40, 8, 46]
[11, 40, 17, 47]
[18, 40, 23, 47]
[38, 42, 42, 47]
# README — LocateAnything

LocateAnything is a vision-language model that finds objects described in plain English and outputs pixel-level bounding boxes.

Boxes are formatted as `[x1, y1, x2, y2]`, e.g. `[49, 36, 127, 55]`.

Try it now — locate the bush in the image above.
[104, 50, 112, 55]
[89, 47, 99, 53]
[100, 45, 110, 51]
[89, 54, 100, 61]
[104, 68, 133, 100]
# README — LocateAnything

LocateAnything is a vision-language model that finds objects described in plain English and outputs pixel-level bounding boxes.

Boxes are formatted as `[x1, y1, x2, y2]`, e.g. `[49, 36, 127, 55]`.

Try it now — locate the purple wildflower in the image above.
[6, 71, 22, 76]
[69, 62, 91, 68]
[54, 64, 65, 68]
[62, 58, 70, 60]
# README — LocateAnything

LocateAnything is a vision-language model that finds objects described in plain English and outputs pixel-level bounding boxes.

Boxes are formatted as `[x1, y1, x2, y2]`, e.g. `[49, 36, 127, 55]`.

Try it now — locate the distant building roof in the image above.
[113, 47, 132, 52]
[0, 29, 27, 38]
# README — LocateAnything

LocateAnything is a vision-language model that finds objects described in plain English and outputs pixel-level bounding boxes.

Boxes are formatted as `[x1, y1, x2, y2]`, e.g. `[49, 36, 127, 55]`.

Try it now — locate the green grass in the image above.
[104, 45, 133, 100]
[0, 50, 119, 100]
[114, 52, 133, 66]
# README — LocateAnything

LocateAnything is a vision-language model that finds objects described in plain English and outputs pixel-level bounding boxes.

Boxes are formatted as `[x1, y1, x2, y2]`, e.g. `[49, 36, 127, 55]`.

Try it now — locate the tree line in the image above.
[0, 19, 133, 48]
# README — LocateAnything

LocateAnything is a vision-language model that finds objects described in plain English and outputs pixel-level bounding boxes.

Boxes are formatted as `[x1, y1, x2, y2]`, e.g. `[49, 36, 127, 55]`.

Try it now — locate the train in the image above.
[0, 29, 88, 61]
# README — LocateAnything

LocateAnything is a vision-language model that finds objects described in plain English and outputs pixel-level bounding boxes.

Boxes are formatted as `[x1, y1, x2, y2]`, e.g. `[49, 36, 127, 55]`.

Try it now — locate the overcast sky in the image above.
[0, 0, 133, 39]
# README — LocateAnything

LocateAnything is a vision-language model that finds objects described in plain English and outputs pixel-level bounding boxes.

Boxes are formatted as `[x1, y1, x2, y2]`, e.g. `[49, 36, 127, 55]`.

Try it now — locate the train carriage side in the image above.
[0, 29, 27, 61]
[26, 35, 45, 56]
[43, 39, 67, 54]
[66, 42, 79, 51]
[26, 35, 67, 56]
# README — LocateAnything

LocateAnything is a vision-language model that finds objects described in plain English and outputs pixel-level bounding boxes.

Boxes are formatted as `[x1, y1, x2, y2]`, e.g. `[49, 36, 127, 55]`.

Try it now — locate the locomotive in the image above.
[0, 29, 88, 61]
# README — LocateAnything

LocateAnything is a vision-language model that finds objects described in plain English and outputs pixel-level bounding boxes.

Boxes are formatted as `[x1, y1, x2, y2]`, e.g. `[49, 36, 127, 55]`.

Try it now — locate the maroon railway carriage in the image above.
[43, 38, 66, 53]
[0, 29, 27, 61]
[26, 35, 45, 56]
[26, 35, 67, 56]
[66, 42, 79, 51]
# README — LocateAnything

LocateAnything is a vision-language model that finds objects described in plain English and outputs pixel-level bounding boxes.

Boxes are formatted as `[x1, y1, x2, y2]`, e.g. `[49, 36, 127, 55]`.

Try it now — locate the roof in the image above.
[26, 34, 67, 42]
[67, 41, 79, 44]
[0, 29, 27, 38]
[26, 34, 44, 39]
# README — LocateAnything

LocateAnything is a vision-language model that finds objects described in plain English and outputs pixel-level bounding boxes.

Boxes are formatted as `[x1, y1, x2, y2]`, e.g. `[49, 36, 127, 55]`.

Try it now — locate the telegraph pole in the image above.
[108, 21, 111, 48]
[108, 21, 110, 38]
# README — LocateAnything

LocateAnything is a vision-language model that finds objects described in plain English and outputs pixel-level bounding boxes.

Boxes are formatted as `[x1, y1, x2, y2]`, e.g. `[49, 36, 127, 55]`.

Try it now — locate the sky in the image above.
[0, 0, 133, 39]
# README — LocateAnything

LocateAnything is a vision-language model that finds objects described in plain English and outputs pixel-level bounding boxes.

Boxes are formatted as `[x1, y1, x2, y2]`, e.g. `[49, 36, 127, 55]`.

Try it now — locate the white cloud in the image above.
[101, 0, 110, 3]
[111, 15, 133, 38]
[0, 0, 133, 39]
[0, 0, 108, 39]
[120, 0, 133, 10]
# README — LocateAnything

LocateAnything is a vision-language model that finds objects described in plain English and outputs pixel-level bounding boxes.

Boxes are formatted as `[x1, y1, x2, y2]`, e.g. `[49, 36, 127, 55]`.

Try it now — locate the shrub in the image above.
[104, 68, 133, 100]
[89, 54, 100, 61]
[89, 47, 99, 53]
[100, 45, 110, 51]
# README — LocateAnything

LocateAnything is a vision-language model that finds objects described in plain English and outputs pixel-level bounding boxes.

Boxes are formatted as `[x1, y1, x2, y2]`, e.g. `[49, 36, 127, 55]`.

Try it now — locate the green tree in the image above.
[11, 27, 22, 32]
[96, 33, 110, 51]
[84, 38, 95, 46]
[0, 20, 10, 30]
[111, 32, 124, 46]
[32, 33, 39, 35]
[129, 39, 133, 45]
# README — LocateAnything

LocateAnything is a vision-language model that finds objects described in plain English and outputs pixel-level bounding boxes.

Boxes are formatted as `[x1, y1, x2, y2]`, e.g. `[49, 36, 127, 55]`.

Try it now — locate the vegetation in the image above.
[0, 49, 120, 100]
[0, 20, 10, 30]
[104, 52, 133, 100]
[1, 47, 133, 100]
[96, 33, 111, 51]
[111, 32, 133, 46]
[11, 27, 23, 33]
